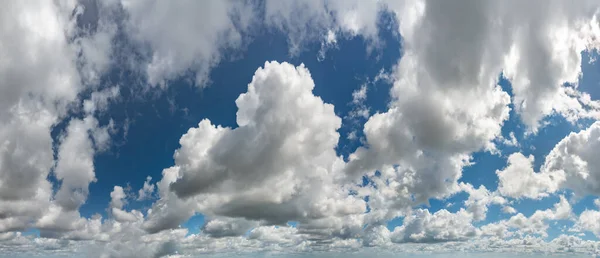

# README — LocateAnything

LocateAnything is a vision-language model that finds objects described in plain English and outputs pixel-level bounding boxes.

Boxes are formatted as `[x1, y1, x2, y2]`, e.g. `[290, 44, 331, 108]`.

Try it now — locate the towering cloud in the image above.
[145, 61, 365, 233]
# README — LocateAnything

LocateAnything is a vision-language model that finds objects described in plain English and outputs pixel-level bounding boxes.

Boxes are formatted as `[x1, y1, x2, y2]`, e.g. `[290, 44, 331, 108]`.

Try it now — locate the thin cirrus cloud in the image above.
[2, 0, 600, 258]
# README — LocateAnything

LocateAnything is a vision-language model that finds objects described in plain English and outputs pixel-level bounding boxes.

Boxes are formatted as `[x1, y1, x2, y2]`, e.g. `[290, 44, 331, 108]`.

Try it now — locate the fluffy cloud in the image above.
[202, 217, 258, 238]
[577, 209, 600, 237]
[83, 86, 120, 114]
[142, 167, 196, 234]
[498, 122, 600, 199]
[0, 107, 55, 232]
[110, 186, 127, 210]
[5, 1, 600, 257]
[346, 0, 600, 214]
[390, 209, 477, 243]
[265, 0, 384, 55]
[0, 1, 80, 117]
[0, 0, 104, 233]
[0, 0, 118, 237]
[389, 0, 600, 131]
[54, 116, 111, 211]
[346, 13, 511, 213]
[116, 0, 390, 87]
[502, 206, 517, 214]
[496, 153, 564, 199]
[544, 121, 600, 196]
[137, 176, 156, 201]
[146, 61, 365, 234]
[72, 0, 119, 87]
[120, 0, 255, 87]
[460, 183, 506, 221]
[34, 115, 114, 237]
[505, 195, 572, 237]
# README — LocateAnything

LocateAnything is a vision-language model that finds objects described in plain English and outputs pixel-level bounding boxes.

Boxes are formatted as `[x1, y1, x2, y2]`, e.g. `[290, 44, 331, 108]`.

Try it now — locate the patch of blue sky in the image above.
[579, 49, 600, 100]
[182, 213, 205, 236]
[386, 216, 404, 231]
[21, 228, 40, 238]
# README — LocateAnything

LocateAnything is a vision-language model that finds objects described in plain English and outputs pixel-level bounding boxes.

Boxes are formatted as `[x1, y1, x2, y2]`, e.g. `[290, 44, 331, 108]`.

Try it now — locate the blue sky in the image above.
[3, 0, 600, 257]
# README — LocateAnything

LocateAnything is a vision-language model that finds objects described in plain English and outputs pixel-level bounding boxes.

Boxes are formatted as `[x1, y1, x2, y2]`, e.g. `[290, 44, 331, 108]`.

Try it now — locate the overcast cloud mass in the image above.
[3, 0, 600, 257]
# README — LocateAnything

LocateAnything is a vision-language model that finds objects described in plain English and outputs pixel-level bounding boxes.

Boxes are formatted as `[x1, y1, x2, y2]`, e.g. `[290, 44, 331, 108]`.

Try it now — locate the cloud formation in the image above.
[3, 0, 600, 257]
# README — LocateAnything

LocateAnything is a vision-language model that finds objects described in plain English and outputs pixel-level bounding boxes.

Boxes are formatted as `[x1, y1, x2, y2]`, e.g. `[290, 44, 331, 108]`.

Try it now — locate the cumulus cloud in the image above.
[544, 121, 600, 196]
[54, 116, 111, 211]
[345, 0, 600, 216]
[115, 0, 390, 87]
[346, 31, 511, 213]
[460, 183, 506, 221]
[120, 0, 256, 87]
[505, 195, 573, 237]
[72, 0, 119, 86]
[110, 186, 127, 210]
[0, 0, 113, 234]
[390, 208, 477, 243]
[202, 217, 258, 238]
[577, 209, 600, 237]
[502, 206, 517, 214]
[137, 176, 156, 201]
[4, 1, 600, 257]
[496, 153, 564, 199]
[389, 0, 600, 131]
[147, 61, 365, 232]
[265, 0, 384, 55]
[498, 122, 600, 199]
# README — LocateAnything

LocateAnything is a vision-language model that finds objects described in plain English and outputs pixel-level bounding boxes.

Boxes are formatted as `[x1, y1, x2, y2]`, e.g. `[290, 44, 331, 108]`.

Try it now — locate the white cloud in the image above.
[460, 183, 506, 221]
[346, 0, 600, 215]
[202, 217, 258, 238]
[577, 209, 600, 237]
[0, 107, 55, 232]
[72, 0, 119, 87]
[347, 84, 370, 119]
[110, 186, 127, 210]
[505, 196, 573, 237]
[54, 116, 110, 211]
[318, 30, 339, 61]
[120, 0, 255, 87]
[543, 121, 600, 197]
[83, 86, 120, 114]
[137, 176, 155, 201]
[500, 132, 520, 147]
[390, 208, 477, 243]
[247, 225, 302, 246]
[0, 1, 80, 117]
[496, 153, 564, 199]
[387, 0, 600, 131]
[144, 61, 365, 234]
[265, 0, 384, 55]
[345, 43, 511, 212]
[497, 122, 600, 199]
[4, 1, 600, 257]
[502, 206, 517, 214]
[297, 214, 365, 240]
[0, 0, 106, 234]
